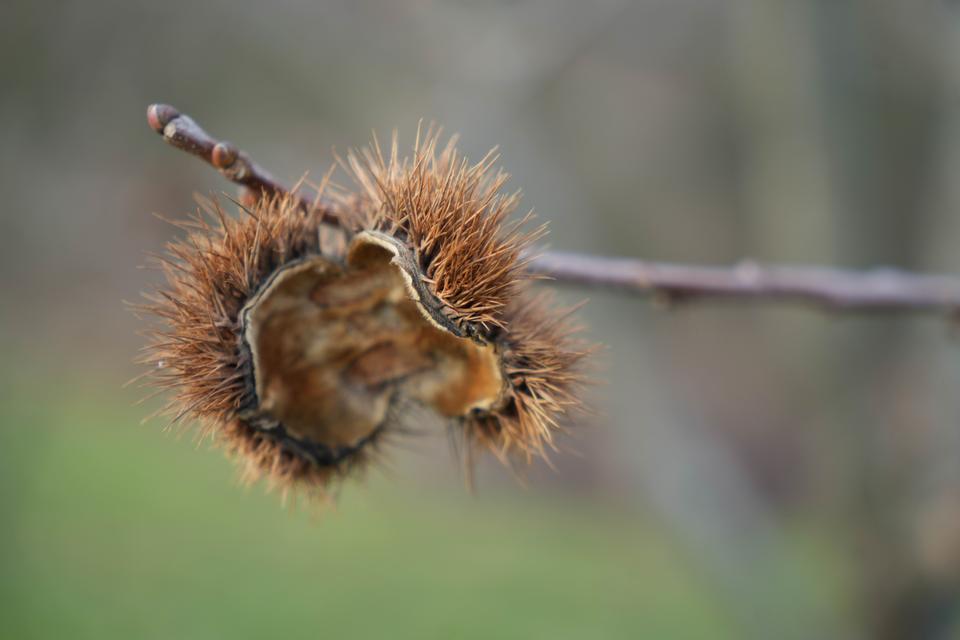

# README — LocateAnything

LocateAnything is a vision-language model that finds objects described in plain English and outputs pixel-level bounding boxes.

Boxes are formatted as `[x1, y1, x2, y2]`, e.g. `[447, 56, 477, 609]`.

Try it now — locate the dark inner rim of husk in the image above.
[244, 410, 387, 468]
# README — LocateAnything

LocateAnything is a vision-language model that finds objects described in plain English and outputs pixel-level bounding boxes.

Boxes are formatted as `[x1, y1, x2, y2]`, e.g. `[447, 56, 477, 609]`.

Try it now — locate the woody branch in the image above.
[147, 103, 960, 315]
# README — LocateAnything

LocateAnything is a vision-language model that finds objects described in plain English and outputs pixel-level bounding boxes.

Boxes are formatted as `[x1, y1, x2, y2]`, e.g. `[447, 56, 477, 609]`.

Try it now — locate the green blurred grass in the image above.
[0, 376, 736, 639]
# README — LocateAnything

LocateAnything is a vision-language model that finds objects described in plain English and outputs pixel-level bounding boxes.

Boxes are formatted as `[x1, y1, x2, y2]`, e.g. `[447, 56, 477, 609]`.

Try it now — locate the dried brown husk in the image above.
[139, 132, 590, 496]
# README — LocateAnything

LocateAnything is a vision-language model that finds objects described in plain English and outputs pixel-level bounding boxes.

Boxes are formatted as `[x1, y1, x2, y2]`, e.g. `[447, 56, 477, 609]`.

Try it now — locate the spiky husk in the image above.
[139, 132, 590, 495]
[465, 290, 590, 464]
[335, 127, 547, 335]
[138, 193, 365, 494]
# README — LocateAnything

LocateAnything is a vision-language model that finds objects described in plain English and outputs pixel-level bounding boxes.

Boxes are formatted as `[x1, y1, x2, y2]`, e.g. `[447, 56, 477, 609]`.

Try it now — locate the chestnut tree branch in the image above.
[147, 103, 960, 315]
[529, 252, 960, 312]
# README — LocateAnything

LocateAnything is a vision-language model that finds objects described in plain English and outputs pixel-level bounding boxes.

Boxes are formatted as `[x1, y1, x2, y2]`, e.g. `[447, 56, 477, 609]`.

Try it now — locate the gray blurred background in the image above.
[3, 1, 960, 638]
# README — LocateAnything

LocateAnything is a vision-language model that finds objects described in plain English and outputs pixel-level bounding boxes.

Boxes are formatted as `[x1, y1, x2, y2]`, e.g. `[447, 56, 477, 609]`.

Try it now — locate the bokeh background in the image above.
[3, 1, 960, 638]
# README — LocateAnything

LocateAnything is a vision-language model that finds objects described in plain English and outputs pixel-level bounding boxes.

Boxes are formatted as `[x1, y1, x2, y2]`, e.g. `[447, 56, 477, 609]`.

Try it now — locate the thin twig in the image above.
[529, 252, 960, 312]
[147, 104, 337, 224]
[146, 103, 960, 315]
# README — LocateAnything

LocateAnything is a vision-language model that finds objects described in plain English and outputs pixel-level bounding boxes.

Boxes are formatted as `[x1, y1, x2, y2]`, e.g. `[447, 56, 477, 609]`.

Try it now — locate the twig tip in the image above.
[147, 103, 180, 134]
